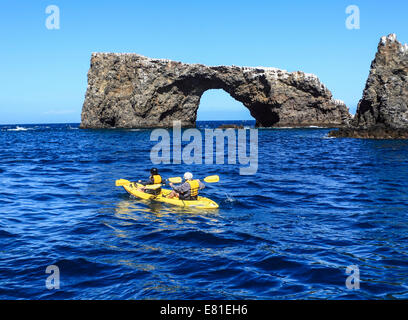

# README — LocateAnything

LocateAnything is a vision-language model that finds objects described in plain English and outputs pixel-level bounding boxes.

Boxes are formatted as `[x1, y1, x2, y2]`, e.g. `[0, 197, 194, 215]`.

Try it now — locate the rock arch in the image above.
[80, 53, 351, 128]
[197, 89, 253, 121]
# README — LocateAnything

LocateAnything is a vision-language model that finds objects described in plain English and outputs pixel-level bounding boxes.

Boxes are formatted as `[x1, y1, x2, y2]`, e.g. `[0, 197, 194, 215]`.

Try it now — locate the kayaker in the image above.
[137, 168, 163, 194]
[167, 172, 205, 200]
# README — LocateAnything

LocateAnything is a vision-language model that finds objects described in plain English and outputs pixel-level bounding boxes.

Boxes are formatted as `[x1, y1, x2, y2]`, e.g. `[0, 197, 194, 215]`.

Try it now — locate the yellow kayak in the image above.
[116, 180, 219, 209]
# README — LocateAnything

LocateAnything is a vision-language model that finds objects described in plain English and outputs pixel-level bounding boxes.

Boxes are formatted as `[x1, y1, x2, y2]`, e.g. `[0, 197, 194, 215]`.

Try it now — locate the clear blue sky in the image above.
[1, 0, 407, 124]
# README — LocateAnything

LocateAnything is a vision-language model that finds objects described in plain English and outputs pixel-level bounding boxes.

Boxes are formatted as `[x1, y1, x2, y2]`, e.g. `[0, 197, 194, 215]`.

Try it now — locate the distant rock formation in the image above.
[217, 124, 244, 129]
[80, 53, 351, 129]
[330, 34, 408, 139]
[329, 125, 408, 139]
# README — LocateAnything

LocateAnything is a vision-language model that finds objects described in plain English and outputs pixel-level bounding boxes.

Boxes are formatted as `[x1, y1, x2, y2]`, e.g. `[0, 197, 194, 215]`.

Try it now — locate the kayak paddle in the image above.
[144, 184, 163, 190]
[115, 179, 131, 187]
[116, 175, 219, 189]
[167, 177, 182, 183]
[203, 175, 219, 183]
[166, 175, 220, 183]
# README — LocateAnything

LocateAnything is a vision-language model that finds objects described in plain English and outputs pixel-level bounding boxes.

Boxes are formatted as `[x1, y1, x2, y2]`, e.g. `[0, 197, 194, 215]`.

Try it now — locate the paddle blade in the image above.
[168, 177, 182, 184]
[115, 179, 130, 187]
[204, 175, 219, 183]
[144, 184, 162, 190]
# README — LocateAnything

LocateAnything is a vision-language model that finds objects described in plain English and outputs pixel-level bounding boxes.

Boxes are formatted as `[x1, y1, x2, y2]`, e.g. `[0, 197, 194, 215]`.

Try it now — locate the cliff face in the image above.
[330, 34, 408, 138]
[81, 53, 350, 128]
[354, 34, 408, 129]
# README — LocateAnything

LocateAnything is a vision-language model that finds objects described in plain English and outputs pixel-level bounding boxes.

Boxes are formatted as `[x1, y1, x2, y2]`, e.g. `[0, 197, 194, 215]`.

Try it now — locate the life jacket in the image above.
[186, 180, 200, 197]
[152, 175, 162, 184]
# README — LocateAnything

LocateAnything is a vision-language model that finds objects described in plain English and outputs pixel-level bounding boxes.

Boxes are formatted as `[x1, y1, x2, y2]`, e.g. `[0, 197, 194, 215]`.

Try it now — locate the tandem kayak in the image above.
[116, 180, 219, 209]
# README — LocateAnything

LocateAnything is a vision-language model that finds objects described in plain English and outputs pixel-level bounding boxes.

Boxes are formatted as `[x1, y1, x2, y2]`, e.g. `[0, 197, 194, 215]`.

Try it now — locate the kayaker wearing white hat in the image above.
[167, 172, 205, 200]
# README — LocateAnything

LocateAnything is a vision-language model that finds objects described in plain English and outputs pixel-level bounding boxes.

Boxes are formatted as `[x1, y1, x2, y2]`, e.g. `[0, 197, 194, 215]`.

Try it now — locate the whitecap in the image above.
[8, 126, 29, 131]
[224, 193, 236, 203]
[272, 127, 294, 129]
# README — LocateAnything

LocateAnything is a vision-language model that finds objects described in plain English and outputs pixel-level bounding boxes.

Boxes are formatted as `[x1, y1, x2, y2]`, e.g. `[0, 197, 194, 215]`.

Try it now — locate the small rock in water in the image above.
[329, 125, 408, 139]
[217, 124, 244, 129]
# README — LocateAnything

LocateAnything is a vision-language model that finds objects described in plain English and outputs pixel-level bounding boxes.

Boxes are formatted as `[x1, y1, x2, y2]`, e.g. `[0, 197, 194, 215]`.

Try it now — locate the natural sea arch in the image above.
[196, 89, 254, 121]
[81, 53, 351, 129]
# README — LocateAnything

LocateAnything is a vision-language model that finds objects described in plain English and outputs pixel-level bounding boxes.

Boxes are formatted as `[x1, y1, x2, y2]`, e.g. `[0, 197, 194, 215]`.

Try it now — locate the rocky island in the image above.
[330, 34, 408, 139]
[80, 54, 351, 129]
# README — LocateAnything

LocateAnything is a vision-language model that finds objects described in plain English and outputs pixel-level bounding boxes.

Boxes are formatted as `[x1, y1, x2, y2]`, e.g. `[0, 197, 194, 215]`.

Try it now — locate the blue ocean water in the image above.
[0, 121, 407, 300]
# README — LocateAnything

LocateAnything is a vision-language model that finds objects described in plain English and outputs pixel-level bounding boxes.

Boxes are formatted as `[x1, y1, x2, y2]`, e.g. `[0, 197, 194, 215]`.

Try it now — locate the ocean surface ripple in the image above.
[0, 122, 407, 299]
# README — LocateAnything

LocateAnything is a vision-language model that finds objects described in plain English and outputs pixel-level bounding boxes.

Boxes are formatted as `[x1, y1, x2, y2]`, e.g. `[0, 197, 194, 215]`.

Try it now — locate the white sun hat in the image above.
[183, 172, 193, 180]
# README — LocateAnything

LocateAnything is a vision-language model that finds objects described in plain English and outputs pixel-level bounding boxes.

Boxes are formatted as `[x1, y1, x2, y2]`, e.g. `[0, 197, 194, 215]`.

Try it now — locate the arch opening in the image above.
[196, 89, 255, 123]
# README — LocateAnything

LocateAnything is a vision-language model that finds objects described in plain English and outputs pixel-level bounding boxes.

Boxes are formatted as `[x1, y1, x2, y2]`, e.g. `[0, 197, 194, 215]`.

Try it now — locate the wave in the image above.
[1, 122, 407, 300]
[0, 229, 17, 238]
[1, 124, 81, 132]
[7, 126, 31, 131]
[224, 193, 236, 203]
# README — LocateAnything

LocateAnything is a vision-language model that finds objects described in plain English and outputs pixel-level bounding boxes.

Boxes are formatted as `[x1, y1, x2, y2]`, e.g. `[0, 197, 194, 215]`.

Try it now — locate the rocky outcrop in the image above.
[217, 124, 244, 129]
[330, 34, 408, 139]
[81, 53, 351, 129]
[329, 125, 408, 139]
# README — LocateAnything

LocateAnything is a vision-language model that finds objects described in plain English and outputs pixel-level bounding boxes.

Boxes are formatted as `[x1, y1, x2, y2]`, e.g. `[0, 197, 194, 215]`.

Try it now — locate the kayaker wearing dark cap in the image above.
[167, 172, 205, 200]
[137, 168, 163, 194]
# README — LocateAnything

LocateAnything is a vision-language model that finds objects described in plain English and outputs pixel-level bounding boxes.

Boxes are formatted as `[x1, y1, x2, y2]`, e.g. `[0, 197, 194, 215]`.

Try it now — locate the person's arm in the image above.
[198, 180, 205, 190]
[139, 176, 154, 185]
[173, 182, 189, 194]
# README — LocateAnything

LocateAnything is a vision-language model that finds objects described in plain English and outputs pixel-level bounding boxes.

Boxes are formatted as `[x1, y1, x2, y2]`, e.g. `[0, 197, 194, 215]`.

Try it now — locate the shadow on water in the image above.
[114, 198, 221, 222]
